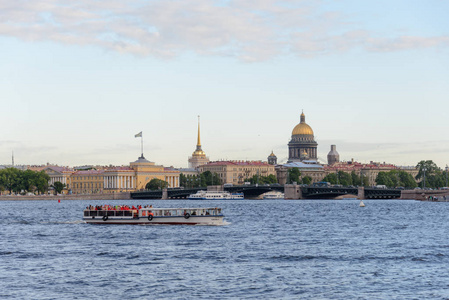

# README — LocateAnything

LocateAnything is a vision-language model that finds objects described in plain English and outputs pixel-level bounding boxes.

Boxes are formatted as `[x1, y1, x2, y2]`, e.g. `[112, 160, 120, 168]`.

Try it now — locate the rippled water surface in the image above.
[2, 199, 449, 299]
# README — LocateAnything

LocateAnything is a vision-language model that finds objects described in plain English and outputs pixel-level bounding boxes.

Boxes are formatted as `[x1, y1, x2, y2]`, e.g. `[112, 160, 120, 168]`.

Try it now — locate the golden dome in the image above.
[269, 151, 276, 157]
[192, 150, 206, 157]
[292, 112, 314, 136]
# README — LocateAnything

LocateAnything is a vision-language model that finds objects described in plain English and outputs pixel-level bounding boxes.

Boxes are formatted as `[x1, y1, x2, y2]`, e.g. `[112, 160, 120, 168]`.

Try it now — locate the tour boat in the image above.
[83, 207, 225, 225]
[188, 190, 244, 200]
[262, 192, 285, 199]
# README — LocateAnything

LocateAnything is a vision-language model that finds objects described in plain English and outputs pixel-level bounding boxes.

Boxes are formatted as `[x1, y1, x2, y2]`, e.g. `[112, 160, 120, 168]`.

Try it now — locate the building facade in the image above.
[198, 161, 276, 185]
[44, 166, 74, 193]
[51, 156, 180, 194]
[276, 161, 325, 184]
[71, 169, 105, 194]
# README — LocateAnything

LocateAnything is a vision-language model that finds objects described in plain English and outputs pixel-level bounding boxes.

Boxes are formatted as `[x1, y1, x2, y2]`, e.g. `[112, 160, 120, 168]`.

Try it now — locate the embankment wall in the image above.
[0, 192, 131, 201]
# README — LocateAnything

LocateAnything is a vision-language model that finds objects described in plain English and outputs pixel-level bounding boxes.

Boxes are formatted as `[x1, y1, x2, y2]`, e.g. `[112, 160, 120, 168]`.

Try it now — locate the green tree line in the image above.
[375, 170, 417, 188]
[245, 174, 277, 185]
[414, 160, 449, 189]
[179, 171, 222, 188]
[0, 168, 51, 195]
[322, 171, 369, 186]
[375, 160, 449, 189]
[286, 168, 312, 185]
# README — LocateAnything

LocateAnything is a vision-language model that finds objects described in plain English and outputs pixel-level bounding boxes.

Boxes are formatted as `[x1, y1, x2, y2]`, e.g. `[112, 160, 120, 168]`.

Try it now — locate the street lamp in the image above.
[422, 168, 427, 189]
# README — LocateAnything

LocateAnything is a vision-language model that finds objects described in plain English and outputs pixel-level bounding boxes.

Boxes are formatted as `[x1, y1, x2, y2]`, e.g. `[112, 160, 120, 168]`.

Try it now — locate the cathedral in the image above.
[288, 111, 318, 162]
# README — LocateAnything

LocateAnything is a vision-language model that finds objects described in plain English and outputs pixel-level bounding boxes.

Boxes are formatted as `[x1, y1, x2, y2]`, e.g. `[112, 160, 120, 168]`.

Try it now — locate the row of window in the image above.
[72, 176, 102, 181]
[74, 183, 102, 189]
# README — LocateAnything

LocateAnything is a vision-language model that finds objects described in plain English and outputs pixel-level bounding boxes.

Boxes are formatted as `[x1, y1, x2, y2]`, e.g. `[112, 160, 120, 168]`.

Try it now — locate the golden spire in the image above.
[197, 115, 201, 147]
[192, 115, 205, 157]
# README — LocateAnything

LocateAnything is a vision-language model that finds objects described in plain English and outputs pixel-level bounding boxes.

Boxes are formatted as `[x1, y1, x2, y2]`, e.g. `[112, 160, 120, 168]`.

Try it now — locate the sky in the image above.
[1, 0, 449, 169]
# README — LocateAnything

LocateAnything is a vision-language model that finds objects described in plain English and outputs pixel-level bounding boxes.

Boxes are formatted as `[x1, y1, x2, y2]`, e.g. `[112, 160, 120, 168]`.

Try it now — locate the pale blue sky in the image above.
[1, 0, 448, 168]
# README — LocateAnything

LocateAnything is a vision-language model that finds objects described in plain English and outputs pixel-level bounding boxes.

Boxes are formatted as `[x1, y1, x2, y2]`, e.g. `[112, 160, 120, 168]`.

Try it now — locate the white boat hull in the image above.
[83, 215, 224, 225]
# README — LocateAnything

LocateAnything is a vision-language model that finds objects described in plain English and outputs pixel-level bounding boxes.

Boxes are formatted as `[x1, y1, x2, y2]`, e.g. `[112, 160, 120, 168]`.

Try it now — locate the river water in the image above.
[1, 199, 449, 299]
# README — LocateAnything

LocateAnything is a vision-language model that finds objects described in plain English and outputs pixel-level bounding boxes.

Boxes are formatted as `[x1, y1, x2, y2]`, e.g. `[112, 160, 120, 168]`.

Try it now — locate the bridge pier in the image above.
[358, 187, 365, 200]
[162, 188, 168, 200]
[285, 184, 302, 200]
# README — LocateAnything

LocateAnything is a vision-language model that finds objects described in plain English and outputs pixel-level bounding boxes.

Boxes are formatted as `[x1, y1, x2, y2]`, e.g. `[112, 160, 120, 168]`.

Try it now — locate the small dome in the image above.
[292, 112, 314, 136]
[269, 151, 276, 157]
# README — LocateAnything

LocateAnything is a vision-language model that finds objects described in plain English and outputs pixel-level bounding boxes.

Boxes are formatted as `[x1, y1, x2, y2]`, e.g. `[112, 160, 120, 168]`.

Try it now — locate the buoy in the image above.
[359, 200, 365, 207]
[58, 199, 61, 203]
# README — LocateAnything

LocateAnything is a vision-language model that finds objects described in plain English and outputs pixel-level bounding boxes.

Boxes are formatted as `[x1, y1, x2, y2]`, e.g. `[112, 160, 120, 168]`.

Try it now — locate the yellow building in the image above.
[43, 166, 74, 194]
[128, 156, 179, 191]
[71, 169, 105, 194]
[198, 161, 276, 185]
[69, 156, 180, 194]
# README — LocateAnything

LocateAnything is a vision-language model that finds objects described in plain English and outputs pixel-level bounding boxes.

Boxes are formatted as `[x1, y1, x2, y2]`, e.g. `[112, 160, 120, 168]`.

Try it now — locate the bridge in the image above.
[131, 184, 401, 200]
[301, 186, 401, 199]
[131, 184, 284, 199]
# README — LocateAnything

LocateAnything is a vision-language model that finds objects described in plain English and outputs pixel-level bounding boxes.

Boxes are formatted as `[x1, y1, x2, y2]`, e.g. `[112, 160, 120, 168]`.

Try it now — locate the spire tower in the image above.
[188, 115, 210, 169]
[196, 115, 202, 151]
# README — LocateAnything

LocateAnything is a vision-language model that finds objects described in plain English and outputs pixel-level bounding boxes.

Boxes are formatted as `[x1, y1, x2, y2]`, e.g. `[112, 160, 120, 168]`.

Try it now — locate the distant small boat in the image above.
[359, 200, 365, 207]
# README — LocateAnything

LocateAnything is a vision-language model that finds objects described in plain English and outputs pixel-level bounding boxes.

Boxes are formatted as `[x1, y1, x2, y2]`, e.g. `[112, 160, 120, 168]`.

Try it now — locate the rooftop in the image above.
[205, 160, 272, 166]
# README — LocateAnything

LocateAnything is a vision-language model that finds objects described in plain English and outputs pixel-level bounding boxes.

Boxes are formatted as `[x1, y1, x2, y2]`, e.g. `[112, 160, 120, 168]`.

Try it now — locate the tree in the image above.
[287, 168, 300, 184]
[52, 181, 66, 194]
[337, 171, 352, 186]
[246, 174, 278, 184]
[376, 172, 394, 187]
[398, 171, 417, 188]
[21, 169, 38, 193]
[35, 171, 50, 194]
[375, 170, 418, 188]
[145, 178, 169, 190]
[265, 174, 277, 184]
[212, 173, 221, 185]
[302, 176, 312, 185]
[180, 173, 187, 187]
[322, 173, 338, 184]
[415, 160, 445, 188]
[0, 168, 21, 194]
[351, 171, 361, 186]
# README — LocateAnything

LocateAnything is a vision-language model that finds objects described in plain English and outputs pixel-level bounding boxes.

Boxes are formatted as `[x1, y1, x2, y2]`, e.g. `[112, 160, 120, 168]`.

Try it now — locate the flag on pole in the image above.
[135, 131, 142, 138]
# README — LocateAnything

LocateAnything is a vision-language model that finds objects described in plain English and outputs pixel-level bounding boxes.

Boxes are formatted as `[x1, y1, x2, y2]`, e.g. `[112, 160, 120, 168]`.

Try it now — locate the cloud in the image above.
[0, 0, 447, 61]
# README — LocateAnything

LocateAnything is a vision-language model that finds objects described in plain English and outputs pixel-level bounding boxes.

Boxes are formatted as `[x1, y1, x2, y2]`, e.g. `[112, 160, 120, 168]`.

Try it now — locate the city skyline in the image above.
[1, 0, 449, 168]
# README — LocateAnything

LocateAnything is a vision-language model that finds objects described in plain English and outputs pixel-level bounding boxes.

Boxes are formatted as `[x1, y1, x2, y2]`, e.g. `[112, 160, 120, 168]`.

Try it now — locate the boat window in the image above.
[124, 211, 132, 217]
[98, 211, 106, 217]
[116, 211, 124, 217]
[107, 211, 115, 216]
[84, 211, 89, 217]
[89, 211, 97, 217]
